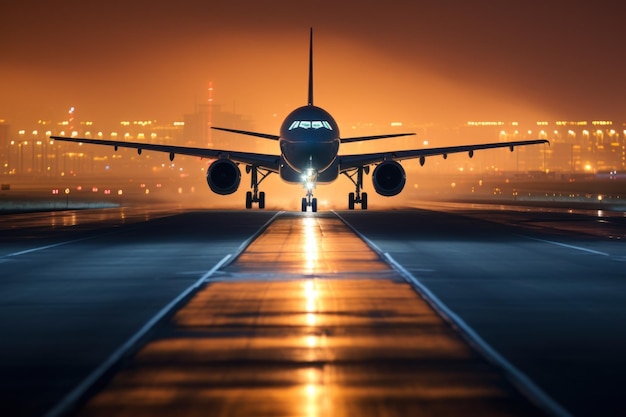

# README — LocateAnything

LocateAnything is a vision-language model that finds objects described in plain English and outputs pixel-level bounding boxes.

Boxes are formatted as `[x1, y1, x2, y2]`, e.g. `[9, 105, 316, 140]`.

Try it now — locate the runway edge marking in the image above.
[518, 234, 610, 256]
[43, 212, 284, 417]
[2, 234, 114, 259]
[333, 210, 574, 417]
[215, 211, 285, 271]
[42, 254, 231, 417]
[2, 212, 183, 260]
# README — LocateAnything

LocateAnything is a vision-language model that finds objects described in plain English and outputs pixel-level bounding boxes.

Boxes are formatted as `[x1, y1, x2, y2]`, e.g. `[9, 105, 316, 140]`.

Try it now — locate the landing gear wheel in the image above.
[246, 165, 271, 209]
[301, 197, 308, 212]
[311, 198, 318, 213]
[344, 166, 370, 210]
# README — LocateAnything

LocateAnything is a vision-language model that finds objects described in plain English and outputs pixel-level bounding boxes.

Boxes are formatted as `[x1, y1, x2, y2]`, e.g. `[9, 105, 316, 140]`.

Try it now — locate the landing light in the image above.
[302, 168, 316, 191]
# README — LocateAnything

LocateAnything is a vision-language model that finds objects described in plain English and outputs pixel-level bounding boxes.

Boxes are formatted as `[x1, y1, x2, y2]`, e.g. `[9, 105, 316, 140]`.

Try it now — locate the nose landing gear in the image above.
[301, 168, 318, 212]
[301, 192, 318, 212]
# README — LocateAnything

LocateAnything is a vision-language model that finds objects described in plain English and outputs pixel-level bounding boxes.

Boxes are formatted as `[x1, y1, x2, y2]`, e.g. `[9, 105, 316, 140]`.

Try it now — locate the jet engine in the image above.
[206, 159, 241, 195]
[372, 160, 406, 196]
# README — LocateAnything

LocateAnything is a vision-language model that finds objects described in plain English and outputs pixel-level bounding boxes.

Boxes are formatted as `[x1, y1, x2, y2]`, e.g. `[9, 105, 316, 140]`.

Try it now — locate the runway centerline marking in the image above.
[64, 211, 567, 417]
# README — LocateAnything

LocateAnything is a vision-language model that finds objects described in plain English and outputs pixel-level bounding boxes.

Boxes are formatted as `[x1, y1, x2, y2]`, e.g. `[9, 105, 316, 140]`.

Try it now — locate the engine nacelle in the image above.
[206, 159, 241, 195]
[372, 160, 406, 197]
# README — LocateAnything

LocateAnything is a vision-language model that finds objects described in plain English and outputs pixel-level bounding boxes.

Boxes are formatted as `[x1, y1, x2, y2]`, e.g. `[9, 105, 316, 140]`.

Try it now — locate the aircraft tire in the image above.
[259, 191, 266, 209]
[301, 197, 308, 212]
[361, 192, 368, 210]
[348, 192, 355, 210]
[312, 198, 318, 213]
[245, 191, 253, 209]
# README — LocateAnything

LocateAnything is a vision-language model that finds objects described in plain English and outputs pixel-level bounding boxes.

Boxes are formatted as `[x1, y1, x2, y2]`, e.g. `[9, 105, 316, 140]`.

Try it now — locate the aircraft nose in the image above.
[282, 141, 337, 173]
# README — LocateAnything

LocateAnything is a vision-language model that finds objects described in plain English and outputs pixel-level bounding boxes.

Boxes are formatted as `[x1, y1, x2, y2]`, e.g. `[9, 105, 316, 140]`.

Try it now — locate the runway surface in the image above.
[1, 203, 625, 416]
[341, 203, 626, 417]
[0, 208, 276, 417]
[69, 213, 547, 417]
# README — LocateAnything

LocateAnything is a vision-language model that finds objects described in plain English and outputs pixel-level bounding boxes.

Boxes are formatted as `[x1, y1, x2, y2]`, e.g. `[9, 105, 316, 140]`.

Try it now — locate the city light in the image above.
[467, 121, 504, 126]
[2, 116, 625, 177]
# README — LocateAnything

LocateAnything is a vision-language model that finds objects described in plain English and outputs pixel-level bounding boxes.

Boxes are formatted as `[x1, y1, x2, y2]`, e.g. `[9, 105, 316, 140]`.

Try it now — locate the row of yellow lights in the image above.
[468, 120, 614, 126]
[53, 120, 183, 127]
[18, 128, 624, 140]
[498, 129, 626, 136]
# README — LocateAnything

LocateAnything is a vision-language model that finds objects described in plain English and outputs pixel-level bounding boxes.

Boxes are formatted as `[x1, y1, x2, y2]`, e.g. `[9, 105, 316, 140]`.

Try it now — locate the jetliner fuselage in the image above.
[279, 105, 340, 182]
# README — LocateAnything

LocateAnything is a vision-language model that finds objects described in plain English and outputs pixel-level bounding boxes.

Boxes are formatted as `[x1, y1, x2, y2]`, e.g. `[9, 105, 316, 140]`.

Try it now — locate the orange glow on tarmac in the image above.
[76, 213, 548, 417]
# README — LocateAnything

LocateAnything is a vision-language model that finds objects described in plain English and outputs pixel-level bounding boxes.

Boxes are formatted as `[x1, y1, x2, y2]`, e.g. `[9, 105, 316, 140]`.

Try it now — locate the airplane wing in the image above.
[50, 136, 281, 171]
[338, 139, 549, 171]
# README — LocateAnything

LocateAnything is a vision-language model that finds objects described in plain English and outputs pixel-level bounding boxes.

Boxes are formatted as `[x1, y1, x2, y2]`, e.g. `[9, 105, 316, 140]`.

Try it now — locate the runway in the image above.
[341, 204, 626, 417]
[1, 203, 625, 417]
[0, 208, 276, 417]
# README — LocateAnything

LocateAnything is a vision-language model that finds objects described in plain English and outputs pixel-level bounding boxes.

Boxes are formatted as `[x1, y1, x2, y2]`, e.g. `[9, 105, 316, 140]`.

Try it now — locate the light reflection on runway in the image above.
[303, 216, 320, 275]
[0, 205, 184, 232]
[413, 200, 626, 240]
[414, 200, 626, 218]
[73, 213, 549, 417]
[3, 206, 622, 416]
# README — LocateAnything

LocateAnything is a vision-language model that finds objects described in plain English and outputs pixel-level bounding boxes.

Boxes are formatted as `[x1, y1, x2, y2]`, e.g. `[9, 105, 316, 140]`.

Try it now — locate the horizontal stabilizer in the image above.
[341, 132, 416, 144]
[212, 127, 280, 141]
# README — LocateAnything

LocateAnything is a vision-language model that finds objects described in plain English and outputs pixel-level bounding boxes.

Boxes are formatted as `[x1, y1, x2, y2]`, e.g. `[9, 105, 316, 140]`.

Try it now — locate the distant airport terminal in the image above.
[1, 114, 624, 178]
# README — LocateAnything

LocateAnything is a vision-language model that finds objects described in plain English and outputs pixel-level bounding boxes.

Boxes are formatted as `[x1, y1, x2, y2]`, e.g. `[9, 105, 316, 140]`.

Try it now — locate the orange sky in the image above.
[2, 0, 625, 130]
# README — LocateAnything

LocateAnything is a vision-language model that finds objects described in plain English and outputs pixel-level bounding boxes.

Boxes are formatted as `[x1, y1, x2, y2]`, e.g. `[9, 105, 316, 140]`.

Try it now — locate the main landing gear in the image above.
[344, 166, 369, 210]
[245, 165, 270, 209]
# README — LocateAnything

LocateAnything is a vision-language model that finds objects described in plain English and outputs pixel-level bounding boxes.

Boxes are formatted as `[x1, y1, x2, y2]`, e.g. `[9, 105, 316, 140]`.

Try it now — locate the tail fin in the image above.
[308, 27, 314, 106]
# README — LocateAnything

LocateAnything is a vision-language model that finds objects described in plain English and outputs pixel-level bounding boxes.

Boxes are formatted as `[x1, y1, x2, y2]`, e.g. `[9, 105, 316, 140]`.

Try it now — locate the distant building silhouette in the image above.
[184, 103, 254, 147]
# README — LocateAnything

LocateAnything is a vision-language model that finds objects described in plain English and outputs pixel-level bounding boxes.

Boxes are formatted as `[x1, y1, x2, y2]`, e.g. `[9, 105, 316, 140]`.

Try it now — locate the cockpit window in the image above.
[289, 121, 333, 130]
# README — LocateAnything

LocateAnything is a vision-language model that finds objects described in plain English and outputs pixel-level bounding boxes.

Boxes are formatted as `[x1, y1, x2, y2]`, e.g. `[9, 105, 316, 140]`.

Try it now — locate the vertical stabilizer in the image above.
[308, 28, 314, 106]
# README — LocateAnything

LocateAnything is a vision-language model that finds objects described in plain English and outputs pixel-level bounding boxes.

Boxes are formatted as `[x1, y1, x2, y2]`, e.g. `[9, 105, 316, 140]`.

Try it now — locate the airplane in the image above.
[51, 28, 548, 212]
